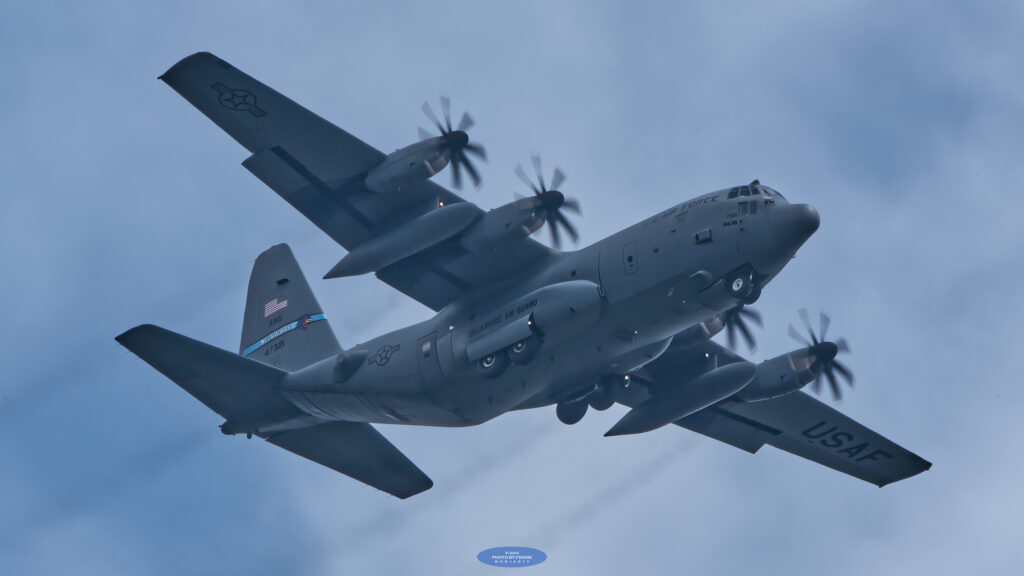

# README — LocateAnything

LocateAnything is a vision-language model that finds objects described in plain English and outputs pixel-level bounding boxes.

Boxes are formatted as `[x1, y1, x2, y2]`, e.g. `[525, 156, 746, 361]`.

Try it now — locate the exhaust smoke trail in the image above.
[338, 416, 560, 550]
[531, 438, 694, 546]
[0, 427, 214, 550]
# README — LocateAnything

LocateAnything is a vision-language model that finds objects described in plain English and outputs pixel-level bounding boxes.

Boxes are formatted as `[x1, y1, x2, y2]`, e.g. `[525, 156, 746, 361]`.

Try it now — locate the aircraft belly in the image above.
[426, 368, 556, 424]
[286, 234, 745, 427]
[289, 390, 471, 426]
[430, 321, 678, 419]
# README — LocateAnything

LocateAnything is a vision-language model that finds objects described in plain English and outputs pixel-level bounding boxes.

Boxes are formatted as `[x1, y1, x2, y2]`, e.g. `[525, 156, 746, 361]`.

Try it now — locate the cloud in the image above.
[2, 1, 1022, 574]
[0, 428, 213, 549]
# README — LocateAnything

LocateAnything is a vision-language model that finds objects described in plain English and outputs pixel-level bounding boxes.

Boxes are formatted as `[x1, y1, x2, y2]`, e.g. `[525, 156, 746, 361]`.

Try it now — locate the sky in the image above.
[2, 1, 1022, 574]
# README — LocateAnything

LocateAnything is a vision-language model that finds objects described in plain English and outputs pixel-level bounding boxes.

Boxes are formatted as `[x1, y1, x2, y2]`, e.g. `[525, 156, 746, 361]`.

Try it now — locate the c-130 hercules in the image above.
[117, 52, 930, 498]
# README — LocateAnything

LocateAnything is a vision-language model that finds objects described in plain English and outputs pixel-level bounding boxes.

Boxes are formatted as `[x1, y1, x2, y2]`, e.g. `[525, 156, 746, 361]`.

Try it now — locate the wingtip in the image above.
[395, 477, 434, 499]
[160, 51, 221, 84]
[115, 323, 159, 345]
[876, 456, 932, 488]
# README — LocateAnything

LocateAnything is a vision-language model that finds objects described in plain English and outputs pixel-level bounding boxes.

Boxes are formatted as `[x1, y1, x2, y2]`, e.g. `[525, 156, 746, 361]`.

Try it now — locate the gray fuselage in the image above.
[283, 185, 819, 427]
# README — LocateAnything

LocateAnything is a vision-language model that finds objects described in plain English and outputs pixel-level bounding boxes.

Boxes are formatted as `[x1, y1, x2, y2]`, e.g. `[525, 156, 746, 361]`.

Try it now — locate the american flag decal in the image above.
[264, 297, 288, 317]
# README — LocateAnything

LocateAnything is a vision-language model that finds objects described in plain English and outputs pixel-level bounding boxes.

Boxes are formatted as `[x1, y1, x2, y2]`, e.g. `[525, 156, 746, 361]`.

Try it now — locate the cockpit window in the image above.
[764, 186, 786, 200]
[727, 185, 753, 199]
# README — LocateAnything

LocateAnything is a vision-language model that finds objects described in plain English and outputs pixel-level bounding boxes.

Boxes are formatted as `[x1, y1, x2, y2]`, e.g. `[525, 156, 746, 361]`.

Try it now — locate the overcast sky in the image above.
[2, 1, 1022, 574]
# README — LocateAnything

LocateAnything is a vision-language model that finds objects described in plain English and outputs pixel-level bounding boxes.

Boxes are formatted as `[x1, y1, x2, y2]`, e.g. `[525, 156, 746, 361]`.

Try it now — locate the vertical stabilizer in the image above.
[241, 244, 341, 370]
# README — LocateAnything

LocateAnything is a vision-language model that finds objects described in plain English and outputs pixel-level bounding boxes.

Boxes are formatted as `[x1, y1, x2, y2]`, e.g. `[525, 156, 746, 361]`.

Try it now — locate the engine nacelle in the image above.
[464, 280, 603, 362]
[734, 348, 817, 402]
[460, 200, 545, 252]
[365, 138, 450, 192]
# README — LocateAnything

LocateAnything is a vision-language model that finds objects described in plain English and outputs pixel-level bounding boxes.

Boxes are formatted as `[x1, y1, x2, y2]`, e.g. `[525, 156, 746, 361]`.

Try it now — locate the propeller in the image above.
[787, 308, 854, 401]
[420, 97, 487, 189]
[514, 156, 581, 248]
[722, 305, 762, 351]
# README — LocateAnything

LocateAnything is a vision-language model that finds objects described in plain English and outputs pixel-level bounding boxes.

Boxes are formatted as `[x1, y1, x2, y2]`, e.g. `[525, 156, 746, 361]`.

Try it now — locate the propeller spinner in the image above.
[788, 308, 854, 401]
[514, 156, 581, 248]
[420, 97, 487, 189]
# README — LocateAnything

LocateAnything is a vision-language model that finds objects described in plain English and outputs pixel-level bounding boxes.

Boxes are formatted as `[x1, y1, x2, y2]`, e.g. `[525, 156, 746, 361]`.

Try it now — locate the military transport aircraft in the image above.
[116, 52, 930, 498]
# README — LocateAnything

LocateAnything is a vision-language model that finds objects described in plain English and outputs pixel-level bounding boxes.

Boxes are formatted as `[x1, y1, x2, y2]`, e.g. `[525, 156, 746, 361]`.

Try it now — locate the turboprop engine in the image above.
[365, 97, 487, 192]
[736, 310, 854, 402]
[364, 138, 452, 193]
[733, 350, 817, 402]
[460, 199, 546, 252]
[461, 155, 582, 252]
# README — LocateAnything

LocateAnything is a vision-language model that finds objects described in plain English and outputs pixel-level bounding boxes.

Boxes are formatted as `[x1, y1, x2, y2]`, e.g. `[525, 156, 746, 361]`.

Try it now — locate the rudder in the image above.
[241, 244, 340, 370]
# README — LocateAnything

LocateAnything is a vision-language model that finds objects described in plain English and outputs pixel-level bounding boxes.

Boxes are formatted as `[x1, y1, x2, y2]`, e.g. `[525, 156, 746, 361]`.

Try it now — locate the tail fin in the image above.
[241, 244, 340, 370]
[117, 244, 434, 497]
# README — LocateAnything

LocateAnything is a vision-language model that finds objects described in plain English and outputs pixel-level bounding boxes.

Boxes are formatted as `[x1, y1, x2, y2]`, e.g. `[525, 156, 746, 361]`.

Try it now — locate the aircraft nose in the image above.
[775, 203, 820, 251]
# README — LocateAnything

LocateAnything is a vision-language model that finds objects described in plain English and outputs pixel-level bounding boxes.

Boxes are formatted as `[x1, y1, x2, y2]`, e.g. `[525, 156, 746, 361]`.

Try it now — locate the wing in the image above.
[628, 341, 931, 487]
[264, 421, 433, 499]
[161, 52, 552, 310]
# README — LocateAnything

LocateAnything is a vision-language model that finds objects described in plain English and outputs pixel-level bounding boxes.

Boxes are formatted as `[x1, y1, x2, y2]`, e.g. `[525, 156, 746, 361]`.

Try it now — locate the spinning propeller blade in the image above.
[420, 97, 487, 189]
[513, 155, 582, 248]
[723, 305, 762, 351]
[788, 308, 854, 401]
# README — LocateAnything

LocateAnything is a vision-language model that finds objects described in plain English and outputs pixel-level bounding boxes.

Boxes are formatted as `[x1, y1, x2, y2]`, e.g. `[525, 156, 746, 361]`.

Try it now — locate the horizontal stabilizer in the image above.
[116, 324, 288, 418]
[265, 422, 433, 499]
[118, 325, 432, 497]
